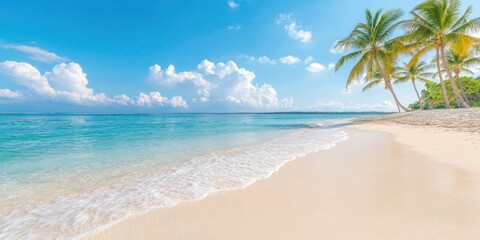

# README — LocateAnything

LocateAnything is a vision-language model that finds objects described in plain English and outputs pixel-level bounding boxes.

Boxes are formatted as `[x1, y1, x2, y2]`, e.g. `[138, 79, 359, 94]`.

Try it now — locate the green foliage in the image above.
[334, 9, 404, 89]
[409, 76, 480, 109]
[336, 0, 480, 111]
[408, 101, 422, 110]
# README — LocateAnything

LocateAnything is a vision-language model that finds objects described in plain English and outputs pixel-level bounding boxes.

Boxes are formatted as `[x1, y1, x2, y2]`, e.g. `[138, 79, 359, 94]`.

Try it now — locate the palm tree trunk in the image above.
[394, 100, 400, 112]
[440, 46, 470, 108]
[374, 57, 409, 112]
[435, 48, 451, 109]
[454, 72, 470, 105]
[386, 81, 407, 112]
[411, 79, 423, 110]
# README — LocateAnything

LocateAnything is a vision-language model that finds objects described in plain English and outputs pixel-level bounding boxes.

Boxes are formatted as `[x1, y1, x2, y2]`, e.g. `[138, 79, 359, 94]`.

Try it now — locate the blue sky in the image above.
[0, 0, 479, 113]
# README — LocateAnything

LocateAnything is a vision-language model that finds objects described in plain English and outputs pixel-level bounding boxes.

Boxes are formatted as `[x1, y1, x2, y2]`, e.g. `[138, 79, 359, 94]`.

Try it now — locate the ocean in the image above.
[0, 113, 381, 239]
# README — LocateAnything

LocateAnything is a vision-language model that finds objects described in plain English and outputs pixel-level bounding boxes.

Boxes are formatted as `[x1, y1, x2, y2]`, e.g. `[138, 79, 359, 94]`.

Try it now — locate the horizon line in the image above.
[0, 111, 394, 115]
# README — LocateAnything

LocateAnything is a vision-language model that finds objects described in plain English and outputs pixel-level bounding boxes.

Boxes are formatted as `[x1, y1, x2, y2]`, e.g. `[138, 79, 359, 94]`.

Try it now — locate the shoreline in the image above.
[88, 112, 480, 239]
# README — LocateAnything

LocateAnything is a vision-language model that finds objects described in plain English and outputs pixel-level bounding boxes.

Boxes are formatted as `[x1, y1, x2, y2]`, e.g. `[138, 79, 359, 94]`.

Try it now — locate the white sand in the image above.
[88, 122, 480, 240]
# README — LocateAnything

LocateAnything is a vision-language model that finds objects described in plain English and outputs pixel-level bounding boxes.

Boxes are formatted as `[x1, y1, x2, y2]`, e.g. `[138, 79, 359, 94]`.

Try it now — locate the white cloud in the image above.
[0, 61, 56, 96]
[170, 96, 188, 108]
[112, 94, 131, 106]
[241, 55, 333, 73]
[45, 63, 93, 96]
[306, 62, 326, 72]
[0, 88, 23, 100]
[2, 44, 67, 63]
[240, 55, 277, 64]
[279, 55, 301, 65]
[133, 92, 168, 106]
[309, 101, 395, 112]
[285, 22, 312, 43]
[276, 14, 312, 43]
[148, 59, 292, 109]
[257, 56, 276, 64]
[227, 0, 239, 9]
[0, 61, 186, 108]
[148, 63, 212, 99]
[227, 25, 241, 30]
[110, 92, 187, 108]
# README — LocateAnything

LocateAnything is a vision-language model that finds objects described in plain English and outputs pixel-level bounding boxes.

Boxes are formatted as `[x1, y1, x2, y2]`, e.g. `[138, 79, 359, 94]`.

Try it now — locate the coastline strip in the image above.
[89, 124, 480, 240]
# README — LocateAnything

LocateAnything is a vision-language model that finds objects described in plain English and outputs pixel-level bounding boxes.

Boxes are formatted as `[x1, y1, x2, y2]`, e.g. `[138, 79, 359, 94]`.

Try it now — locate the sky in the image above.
[0, 0, 479, 113]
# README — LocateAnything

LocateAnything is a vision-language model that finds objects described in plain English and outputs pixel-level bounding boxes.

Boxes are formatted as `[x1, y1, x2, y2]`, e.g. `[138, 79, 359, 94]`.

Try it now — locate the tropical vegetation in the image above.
[393, 61, 434, 110]
[335, 0, 480, 112]
[409, 76, 480, 109]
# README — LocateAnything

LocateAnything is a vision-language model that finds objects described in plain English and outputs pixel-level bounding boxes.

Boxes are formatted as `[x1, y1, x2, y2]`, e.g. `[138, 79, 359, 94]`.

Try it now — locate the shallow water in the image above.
[0, 113, 381, 239]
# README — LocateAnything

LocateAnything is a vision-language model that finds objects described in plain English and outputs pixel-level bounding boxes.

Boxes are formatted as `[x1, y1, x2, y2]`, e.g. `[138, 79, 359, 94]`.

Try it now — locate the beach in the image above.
[88, 109, 480, 240]
[2, 0, 480, 239]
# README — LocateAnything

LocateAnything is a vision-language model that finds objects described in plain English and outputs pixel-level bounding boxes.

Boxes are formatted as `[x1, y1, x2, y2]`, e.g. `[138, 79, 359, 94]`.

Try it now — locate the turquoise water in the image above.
[0, 113, 381, 239]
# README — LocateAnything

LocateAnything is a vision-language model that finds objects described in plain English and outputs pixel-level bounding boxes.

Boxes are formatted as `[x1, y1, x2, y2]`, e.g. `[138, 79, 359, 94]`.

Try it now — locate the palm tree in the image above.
[444, 50, 480, 103]
[335, 9, 410, 112]
[362, 72, 388, 92]
[402, 0, 479, 108]
[361, 70, 399, 110]
[361, 69, 409, 112]
[393, 61, 434, 109]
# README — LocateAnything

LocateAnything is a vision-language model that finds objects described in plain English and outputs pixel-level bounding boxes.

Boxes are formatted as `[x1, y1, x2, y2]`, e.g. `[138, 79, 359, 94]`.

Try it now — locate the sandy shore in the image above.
[88, 110, 480, 240]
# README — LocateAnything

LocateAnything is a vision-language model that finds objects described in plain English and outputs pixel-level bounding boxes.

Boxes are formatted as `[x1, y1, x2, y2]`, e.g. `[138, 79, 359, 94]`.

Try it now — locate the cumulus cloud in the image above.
[306, 62, 326, 72]
[257, 56, 276, 64]
[148, 63, 212, 99]
[0, 61, 111, 105]
[279, 55, 301, 65]
[112, 94, 131, 106]
[276, 14, 312, 43]
[0, 88, 23, 100]
[148, 59, 293, 109]
[0, 61, 56, 96]
[134, 92, 167, 106]
[46, 63, 93, 96]
[227, 0, 239, 9]
[309, 101, 395, 112]
[0, 61, 186, 108]
[170, 96, 189, 108]
[2, 44, 67, 63]
[304, 57, 335, 72]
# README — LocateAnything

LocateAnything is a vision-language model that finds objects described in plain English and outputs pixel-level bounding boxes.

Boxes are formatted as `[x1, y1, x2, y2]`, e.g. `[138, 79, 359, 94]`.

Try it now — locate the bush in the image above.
[410, 76, 480, 109]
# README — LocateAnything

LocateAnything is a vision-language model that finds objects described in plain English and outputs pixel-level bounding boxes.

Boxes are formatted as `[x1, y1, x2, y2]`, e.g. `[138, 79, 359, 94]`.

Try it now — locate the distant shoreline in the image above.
[0, 111, 393, 115]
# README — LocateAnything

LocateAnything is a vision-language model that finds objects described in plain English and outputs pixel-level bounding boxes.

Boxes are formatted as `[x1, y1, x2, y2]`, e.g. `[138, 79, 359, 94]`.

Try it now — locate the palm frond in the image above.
[362, 79, 384, 92]
[335, 50, 365, 71]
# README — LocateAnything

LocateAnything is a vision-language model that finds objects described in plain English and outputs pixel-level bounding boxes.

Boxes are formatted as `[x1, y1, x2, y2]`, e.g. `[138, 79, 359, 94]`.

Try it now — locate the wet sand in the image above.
[89, 120, 480, 240]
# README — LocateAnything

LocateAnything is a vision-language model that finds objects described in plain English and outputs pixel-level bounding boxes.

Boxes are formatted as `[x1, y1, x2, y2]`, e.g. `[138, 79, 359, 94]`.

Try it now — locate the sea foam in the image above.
[0, 121, 348, 239]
